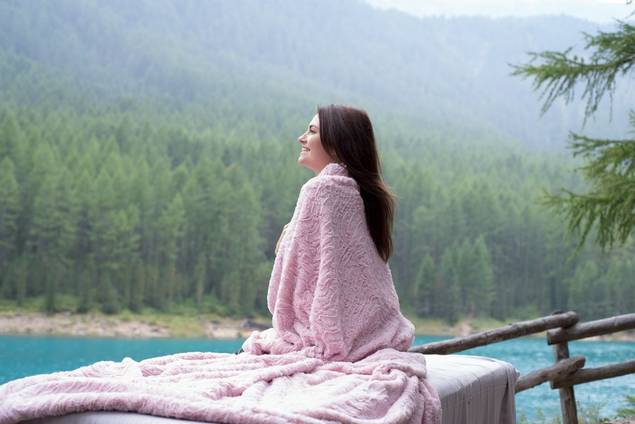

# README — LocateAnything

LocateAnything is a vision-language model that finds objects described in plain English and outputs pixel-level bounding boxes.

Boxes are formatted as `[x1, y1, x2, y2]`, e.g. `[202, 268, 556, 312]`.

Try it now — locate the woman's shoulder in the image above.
[302, 163, 358, 195]
[300, 173, 359, 200]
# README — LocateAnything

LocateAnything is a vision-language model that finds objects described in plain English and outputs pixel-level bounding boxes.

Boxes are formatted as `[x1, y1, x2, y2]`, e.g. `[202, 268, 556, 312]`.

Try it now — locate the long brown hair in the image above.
[317, 104, 395, 262]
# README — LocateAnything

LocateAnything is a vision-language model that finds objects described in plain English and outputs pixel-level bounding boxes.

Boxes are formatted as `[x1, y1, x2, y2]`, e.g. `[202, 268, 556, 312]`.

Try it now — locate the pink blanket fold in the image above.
[0, 348, 440, 424]
[0, 162, 441, 423]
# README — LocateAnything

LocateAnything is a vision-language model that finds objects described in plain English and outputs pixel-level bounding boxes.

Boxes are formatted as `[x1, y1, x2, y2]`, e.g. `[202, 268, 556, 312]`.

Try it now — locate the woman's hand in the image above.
[274, 223, 289, 255]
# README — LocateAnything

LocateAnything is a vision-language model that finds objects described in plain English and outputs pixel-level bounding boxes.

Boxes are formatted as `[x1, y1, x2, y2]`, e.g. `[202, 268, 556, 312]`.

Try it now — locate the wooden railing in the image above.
[408, 311, 635, 424]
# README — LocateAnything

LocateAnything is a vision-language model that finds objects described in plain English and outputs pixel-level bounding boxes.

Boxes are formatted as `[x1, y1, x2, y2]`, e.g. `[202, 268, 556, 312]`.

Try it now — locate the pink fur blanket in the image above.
[0, 348, 440, 424]
[0, 163, 441, 423]
[242, 163, 417, 362]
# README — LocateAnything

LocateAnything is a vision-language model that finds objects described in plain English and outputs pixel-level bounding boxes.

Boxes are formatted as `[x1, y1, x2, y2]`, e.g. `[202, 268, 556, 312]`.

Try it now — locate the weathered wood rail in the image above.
[408, 311, 635, 424]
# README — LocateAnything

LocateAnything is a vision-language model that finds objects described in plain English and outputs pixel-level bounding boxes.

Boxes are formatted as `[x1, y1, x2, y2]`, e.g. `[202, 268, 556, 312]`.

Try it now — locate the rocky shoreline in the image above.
[0, 311, 633, 341]
[0, 312, 265, 339]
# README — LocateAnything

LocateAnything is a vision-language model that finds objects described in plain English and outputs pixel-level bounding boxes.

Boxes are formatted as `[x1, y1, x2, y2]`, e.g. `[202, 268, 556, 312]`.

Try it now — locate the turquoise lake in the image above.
[1, 335, 633, 421]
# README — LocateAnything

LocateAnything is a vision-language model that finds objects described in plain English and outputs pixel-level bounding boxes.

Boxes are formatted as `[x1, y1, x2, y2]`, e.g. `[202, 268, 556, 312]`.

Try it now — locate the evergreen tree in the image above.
[438, 247, 460, 323]
[605, 255, 635, 316]
[13, 255, 28, 306]
[30, 153, 75, 308]
[471, 236, 495, 315]
[0, 110, 22, 161]
[456, 239, 474, 314]
[157, 194, 185, 303]
[414, 255, 436, 316]
[193, 252, 207, 309]
[0, 158, 19, 271]
[44, 256, 57, 314]
[567, 260, 603, 319]
[512, 20, 635, 249]
[77, 257, 94, 313]
[129, 260, 145, 312]
[100, 272, 120, 314]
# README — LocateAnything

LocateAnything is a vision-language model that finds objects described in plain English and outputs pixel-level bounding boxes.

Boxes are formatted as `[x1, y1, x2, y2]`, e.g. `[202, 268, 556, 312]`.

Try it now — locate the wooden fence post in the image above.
[553, 340, 578, 424]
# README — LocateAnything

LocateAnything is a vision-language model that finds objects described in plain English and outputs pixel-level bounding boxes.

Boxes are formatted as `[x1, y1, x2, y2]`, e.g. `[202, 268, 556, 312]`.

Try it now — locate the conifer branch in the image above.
[543, 128, 635, 250]
[514, 13, 635, 250]
[510, 21, 635, 126]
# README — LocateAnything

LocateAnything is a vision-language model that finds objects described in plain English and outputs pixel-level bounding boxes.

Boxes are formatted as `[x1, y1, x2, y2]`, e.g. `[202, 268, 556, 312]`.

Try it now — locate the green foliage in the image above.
[513, 19, 635, 250]
[414, 255, 435, 316]
[544, 125, 635, 250]
[100, 273, 120, 315]
[193, 253, 207, 309]
[617, 394, 635, 418]
[0, 92, 631, 323]
[437, 249, 460, 324]
[511, 21, 635, 123]
[0, 157, 19, 270]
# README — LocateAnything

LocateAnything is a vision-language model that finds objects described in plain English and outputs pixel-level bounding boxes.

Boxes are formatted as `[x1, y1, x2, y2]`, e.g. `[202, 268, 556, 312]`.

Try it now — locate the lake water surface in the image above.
[1, 335, 633, 421]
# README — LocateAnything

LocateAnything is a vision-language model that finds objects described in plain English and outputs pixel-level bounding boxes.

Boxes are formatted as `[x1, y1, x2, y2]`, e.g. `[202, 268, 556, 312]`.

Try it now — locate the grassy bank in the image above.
[0, 296, 473, 339]
[0, 309, 270, 339]
[0, 307, 523, 339]
[0, 297, 271, 338]
[0, 298, 632, 341]
[0, 312, 491, 339]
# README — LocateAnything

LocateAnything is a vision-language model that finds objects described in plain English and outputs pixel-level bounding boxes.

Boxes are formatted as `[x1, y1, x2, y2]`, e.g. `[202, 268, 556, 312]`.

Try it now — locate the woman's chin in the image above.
[297, 160, 315, 173]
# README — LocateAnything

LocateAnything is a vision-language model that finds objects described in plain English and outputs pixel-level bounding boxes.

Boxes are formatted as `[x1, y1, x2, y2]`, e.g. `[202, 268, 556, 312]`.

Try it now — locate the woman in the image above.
[242, 104, 415, 362]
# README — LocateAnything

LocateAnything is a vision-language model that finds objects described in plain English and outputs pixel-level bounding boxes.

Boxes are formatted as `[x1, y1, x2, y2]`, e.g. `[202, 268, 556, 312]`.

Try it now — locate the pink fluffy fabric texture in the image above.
[242, 162, 417, 362]
[0, 162, 441, 424]
[0, 349, 440, 424]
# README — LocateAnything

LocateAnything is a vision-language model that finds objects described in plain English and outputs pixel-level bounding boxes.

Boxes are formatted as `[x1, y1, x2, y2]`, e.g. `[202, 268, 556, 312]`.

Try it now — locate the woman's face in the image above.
[297, 114, 335, 174]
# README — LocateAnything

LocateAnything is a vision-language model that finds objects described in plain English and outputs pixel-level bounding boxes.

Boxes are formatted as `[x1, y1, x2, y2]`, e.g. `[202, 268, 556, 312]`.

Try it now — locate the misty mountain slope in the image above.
[5, 1, 635, 327]
[0, 0, 631, 149]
